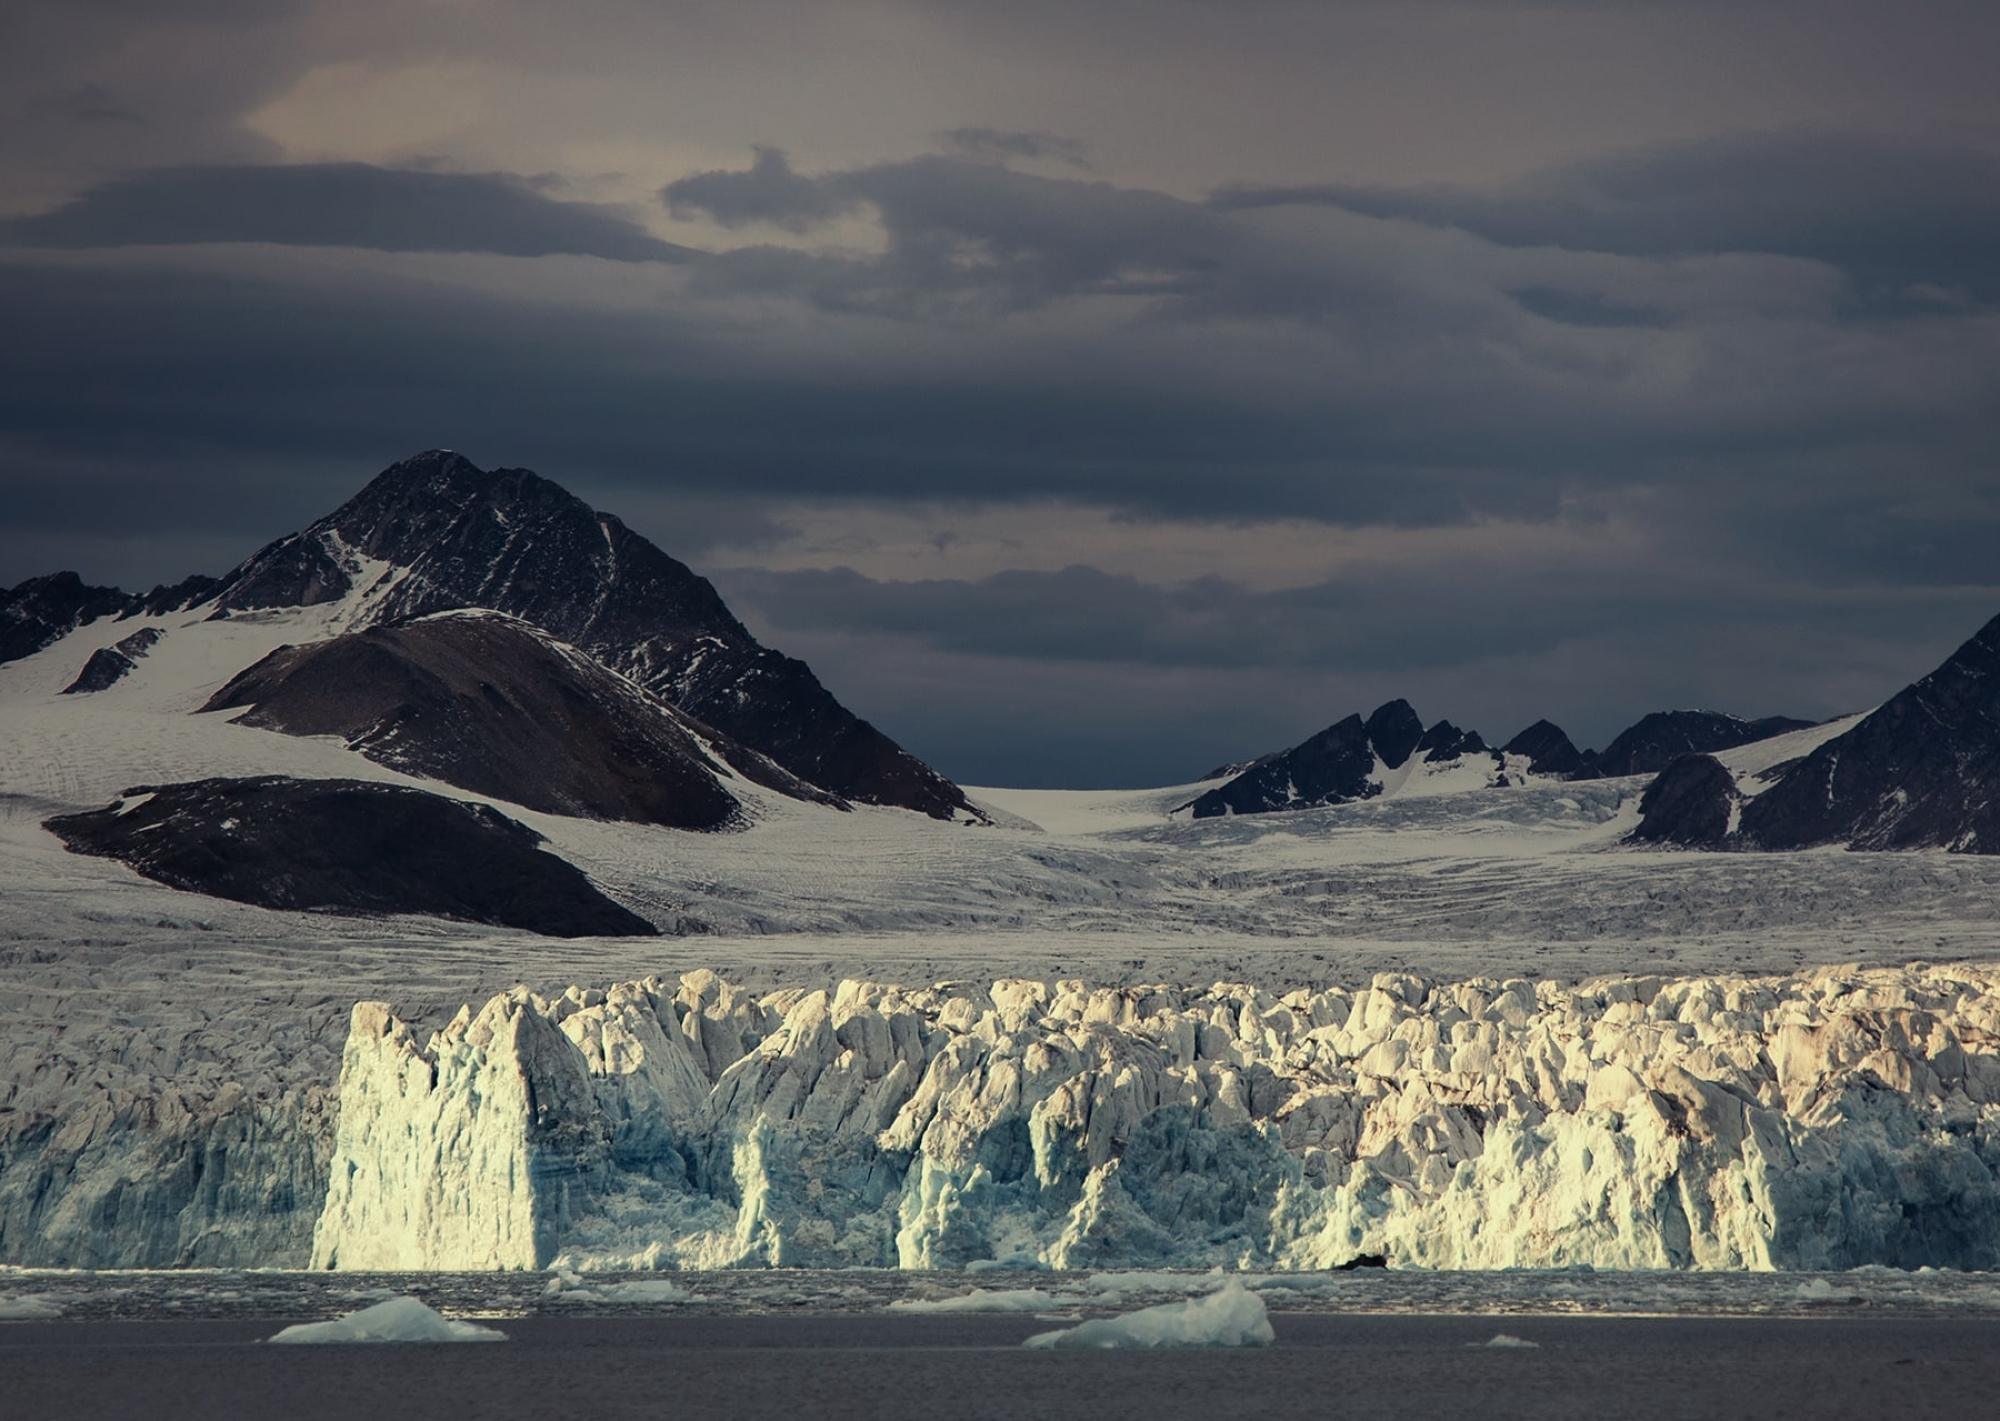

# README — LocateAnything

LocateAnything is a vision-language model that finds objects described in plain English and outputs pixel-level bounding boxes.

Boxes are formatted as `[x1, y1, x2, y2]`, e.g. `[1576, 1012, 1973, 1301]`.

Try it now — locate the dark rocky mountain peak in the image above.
[1500, 719, 1583, 776]
[1416, 719, 1488, 764]
[1364, 699, 1425, 770]
[0, 571, 132, 666]
[1186, 698, 1459, 818]
[202, 451, 976, 820]
[1577, 709, 1814, 780]
[1729, 611, 2000, 852]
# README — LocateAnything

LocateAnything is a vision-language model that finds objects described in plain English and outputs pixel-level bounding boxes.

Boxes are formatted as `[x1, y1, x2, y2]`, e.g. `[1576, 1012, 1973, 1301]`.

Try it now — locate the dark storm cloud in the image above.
[662, 147, 860, 233]
[0, 163, 694, 261]
[1214, 133, 2000, 301]
[718, 561, 1742, 677]
[940, 128, 1090, 167]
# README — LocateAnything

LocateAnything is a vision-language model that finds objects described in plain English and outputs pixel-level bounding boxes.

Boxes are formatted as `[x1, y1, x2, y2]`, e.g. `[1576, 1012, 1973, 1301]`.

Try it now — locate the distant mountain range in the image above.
[1186, 701, 1816, 819]
[5, 448, 1999, 938]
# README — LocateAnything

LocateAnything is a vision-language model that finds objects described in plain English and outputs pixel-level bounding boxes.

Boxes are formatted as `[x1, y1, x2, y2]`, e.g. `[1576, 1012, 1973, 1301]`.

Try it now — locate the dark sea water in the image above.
[6, 1313, 2000, 1421]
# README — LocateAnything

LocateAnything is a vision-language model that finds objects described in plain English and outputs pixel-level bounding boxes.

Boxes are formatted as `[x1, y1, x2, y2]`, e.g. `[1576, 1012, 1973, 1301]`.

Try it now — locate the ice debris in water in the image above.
[1794, 1278, 1862, 1306]
[1474, 1334, 1540, 1349]
[890, 1288, 1060, 1314]
[265, 1295, 507, 1344]
[1023, 1280, 1273, 1350]
[0, 1295, 63, 1320]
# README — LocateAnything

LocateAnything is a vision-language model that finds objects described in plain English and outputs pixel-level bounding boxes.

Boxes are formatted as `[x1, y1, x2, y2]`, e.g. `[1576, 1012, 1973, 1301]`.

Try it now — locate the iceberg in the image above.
[266, 1295, 507, 1344]
[1023, 1281, 1273, 1349]
[0, 1294, 63, 1320]
[888, 1288, 1060, 1313]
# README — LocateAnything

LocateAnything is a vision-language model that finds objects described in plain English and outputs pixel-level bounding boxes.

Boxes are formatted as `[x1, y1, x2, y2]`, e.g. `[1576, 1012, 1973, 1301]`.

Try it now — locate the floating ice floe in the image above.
[889, 1288, 1060, 1314]
[265, 1295, 507, 1344]
[1023, 1280, 1273, 1349]
[1474, 1334, 1540, 1349]
[0, 1295, 63, 1320]
[1794, 1279, 1863, 1306]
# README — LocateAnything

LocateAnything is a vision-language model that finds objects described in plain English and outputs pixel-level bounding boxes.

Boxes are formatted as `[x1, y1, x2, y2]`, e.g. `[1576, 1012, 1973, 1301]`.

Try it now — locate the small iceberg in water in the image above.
[1024, 1280, 1274, 1350]
[266, 1296, 507, 1344]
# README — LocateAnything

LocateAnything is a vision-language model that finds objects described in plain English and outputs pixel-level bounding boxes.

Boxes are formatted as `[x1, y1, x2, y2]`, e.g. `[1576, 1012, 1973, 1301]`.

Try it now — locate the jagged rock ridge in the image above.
[44, 775, 658, 937]
[1575, 709, 1814, 780]
[203, 610, 840, 830]
[1633, 612, 2000, 853]
[206, 450, 975, 820]
[1187, 699, 1505, 818]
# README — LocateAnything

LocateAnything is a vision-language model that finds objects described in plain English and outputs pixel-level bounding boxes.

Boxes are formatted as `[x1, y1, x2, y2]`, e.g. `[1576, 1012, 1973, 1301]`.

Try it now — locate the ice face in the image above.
[303, 963, 2000, 1274]
[265, 1295, 507, 1343]
[1022, 1281, 1274, 1349]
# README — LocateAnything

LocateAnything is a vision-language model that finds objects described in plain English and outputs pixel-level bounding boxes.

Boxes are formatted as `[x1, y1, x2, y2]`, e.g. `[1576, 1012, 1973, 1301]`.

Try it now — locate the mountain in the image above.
[45, 776, 658, 937]
[1186, 698, 1502, 817]
[1575, 710, 1813, 780]
[6, 450, 973, 820]
[1635, 612, 2000, 853]
[203, 610, 840, 831]
[206, 451, 973, 819]
[1499, 719, 1583, 776]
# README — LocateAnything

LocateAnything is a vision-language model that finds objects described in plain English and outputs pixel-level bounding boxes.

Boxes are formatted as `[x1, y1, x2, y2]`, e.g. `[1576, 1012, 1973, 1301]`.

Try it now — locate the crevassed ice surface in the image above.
[306, 963, 2000, 1273]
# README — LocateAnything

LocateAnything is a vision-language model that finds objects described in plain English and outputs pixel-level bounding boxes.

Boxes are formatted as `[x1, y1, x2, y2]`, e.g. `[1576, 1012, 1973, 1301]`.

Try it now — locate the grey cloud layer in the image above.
[3, 118, 1997, 783]
[0, 164, 694, 261]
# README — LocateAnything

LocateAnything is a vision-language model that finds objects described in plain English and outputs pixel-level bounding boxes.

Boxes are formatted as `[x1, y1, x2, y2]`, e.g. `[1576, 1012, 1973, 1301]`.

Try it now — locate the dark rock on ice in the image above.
[1630, 754, 1736, 847]
[1736, 611, 2000, 853]
[0, 571, 131, 666]
[1187, 699, 1430, 817]
[61, 627, 163, 695]
[44, 775, 658, 937]
[1416, 719, 1488, 763]
[1500, 719, 1583, 776]
[1364, 699, 1425, 771]
[203, 611, 838, 829]
[1576, 710, 1813, 780]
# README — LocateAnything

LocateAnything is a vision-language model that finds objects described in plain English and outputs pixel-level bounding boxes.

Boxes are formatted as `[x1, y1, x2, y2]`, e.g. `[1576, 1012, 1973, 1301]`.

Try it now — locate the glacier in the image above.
[294, 962, 2000, 1274]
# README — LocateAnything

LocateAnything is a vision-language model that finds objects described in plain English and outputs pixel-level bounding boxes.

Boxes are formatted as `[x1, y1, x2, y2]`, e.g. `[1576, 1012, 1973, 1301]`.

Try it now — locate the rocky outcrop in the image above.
[205, 451, 976, 820]
[1733, 612, 2000, 853]
[1188, 700, 1431, 818]
[312, 963, 2000, 1272]
[202, 611, 839, 829]
[1631, 754, 1738, 846]
[1500, 719, 1583, 776]
[43, 776, 657, 937]
[1577, 710, 1813, 780]
[0, 572, 132, 666]
[61, 626, 162, 695]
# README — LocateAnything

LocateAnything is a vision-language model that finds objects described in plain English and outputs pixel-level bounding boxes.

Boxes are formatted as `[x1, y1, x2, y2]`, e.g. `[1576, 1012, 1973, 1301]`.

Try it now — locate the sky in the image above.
[2, 0, 1997, 787]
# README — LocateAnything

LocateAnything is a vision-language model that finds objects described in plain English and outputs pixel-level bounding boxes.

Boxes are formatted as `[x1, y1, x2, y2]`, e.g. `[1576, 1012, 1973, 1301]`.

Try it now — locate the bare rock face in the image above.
[61, 627, 162, 695]
[0, 572, 132, 666]
[43, 775, 657, 938]
[1631, 754, 1737, 847]
[1737, 611, 2000, 852]
[205, 451, 975, 820]
[1188, 700, 1427, 818]
[1576, 710, 1813, 780]
[202, 611, 839, 830]
[1500, 719, 1583, 776]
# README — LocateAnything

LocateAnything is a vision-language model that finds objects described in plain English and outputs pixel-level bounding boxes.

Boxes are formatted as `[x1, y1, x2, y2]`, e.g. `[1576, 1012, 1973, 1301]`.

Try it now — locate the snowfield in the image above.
[5, 603, 2000, 1270]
